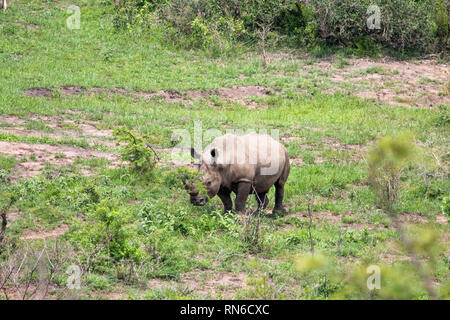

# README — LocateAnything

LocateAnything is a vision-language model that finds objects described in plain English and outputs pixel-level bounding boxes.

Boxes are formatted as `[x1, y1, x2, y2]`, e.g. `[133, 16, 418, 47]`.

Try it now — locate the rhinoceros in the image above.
[183, 133, 290, 214]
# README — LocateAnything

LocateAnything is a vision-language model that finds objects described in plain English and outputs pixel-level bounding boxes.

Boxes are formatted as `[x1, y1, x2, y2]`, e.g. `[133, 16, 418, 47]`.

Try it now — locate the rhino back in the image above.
[203, 133, 288, 192]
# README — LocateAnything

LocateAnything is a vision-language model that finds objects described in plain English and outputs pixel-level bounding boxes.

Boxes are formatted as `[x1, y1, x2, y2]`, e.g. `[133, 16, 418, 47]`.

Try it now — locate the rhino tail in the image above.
[278, 152, 290, 185]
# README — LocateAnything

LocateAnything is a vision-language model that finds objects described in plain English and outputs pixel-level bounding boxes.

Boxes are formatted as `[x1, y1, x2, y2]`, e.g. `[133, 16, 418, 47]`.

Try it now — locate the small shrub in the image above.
[302, 152, 316, 165]
[435, 0, 449, 46]
[368, 133, 418, 212]
[241, 210, 265, 253]
[341, 216, 358, 224]
[68, 200, 145, 264]
[138, 200, 190, 235]
[79, 182, 101, 208]
[435, 104, 449, 126]
[113, 128, 159, 174]
[0, 155, 16, 171]
[85, 273, 112, 291]
[138, 198, 237, 237]
[113, 0, 163, 30]
[240, 274, 283, 299]
[442, 196, 450, 220]
[0, 169, 10, 184]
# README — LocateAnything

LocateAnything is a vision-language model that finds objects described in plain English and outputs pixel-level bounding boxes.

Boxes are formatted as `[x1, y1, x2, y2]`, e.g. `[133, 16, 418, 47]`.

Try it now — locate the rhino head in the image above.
[182, 147, 222, 206]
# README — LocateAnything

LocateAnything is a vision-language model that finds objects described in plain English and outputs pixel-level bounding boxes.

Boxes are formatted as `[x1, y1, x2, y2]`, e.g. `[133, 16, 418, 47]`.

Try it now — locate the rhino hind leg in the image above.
[273, 182, 286, 214]
[273, 158, 290, 214]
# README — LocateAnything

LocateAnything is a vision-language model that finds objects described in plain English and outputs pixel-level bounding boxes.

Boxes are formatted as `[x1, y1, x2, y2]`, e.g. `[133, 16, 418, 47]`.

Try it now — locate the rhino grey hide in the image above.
[183, 133, 290, 214]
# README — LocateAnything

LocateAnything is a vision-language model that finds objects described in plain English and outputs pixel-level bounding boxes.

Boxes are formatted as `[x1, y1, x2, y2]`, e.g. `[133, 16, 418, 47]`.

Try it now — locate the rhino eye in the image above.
[206, 181, 212, 186]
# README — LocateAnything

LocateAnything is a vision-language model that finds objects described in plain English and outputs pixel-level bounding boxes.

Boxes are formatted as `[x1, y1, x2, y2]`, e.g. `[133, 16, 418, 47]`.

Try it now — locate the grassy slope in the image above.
[0, 0, 448, 299]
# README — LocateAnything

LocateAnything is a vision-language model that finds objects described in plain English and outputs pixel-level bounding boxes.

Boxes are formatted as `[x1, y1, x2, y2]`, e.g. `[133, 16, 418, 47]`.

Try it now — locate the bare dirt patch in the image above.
[1, 283, 62, 300]
[23, 85, 187, 103]
[148, 270, 247, 298]
[398, 213, 448, 225]
[290, 157, 305, 166]
[14, 22, 39, 31]
[0, 141, 119, 181]
[23, 85, 269, 108]
[322, 137, 367, 153]
[87, 87, 186, 103]
[215, 86, 268, 108]
[59, 85, 85, 96]
[5, 211, 21, 224]
[289, 210, 446, 232]
[281, 135, 302, 143]
[286, 135, 367, 165]
[379, 253, 415, 264]
[436, 214, 448, 224]
[24, 86, 190, 103]
[21, 224, 69, 241]
[0, 115, 28, 125]
[0, 114, 116, 148]
[291, 211, 384, 230]
[290, 156, 325, 166]
[181, 270, 247, 298]
[184, 89, 216, 100]
[99, 291, 127, 300]
[23, 87, 52, 97]
[26, 24, 38, 30]
[297, 57, 450, 108]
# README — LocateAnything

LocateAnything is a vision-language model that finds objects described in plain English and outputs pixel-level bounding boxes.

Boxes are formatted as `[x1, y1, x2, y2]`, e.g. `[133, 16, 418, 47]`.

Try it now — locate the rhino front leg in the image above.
[235, 182, 251, 214]
[218, 187, 233, 213]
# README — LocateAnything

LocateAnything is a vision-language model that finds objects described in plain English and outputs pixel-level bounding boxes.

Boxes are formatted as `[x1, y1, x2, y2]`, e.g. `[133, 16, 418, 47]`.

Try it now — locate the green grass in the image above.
[25, 119, 54, 132]
[0, 0, 448, 300]
[356, 66, 399, 76]
[0, 155, 16, 170]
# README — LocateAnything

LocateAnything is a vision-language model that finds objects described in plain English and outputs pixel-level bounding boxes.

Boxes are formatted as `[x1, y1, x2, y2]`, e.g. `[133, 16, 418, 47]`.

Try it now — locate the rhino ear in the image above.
[210, 148, 218, 166]
[182, 178, 189, 189]
[190, 148, 201, 161]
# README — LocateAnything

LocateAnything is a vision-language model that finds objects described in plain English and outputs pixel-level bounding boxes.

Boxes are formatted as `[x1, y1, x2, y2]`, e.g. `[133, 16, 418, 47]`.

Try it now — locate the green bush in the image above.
[442, 196, 450, 220]
[435, 104, 450, 126]
[158, 0, 294, 33]
[68, 200, 145, 264]
[435, 0, 449, 46]
[308, 0, 437, 52]
[113, 128, 159, 174]
[189, 15, 245, 52]
[368, 134, 418, 212]
[113, 0, 166, 30]
[138, 200, 190, 234]
[85, 273, 113, 291]
[113, 0, 445, 54]
[138, 199, 238, 236]
[115, 0, 296, 50]
[158, 0, 248, 54]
